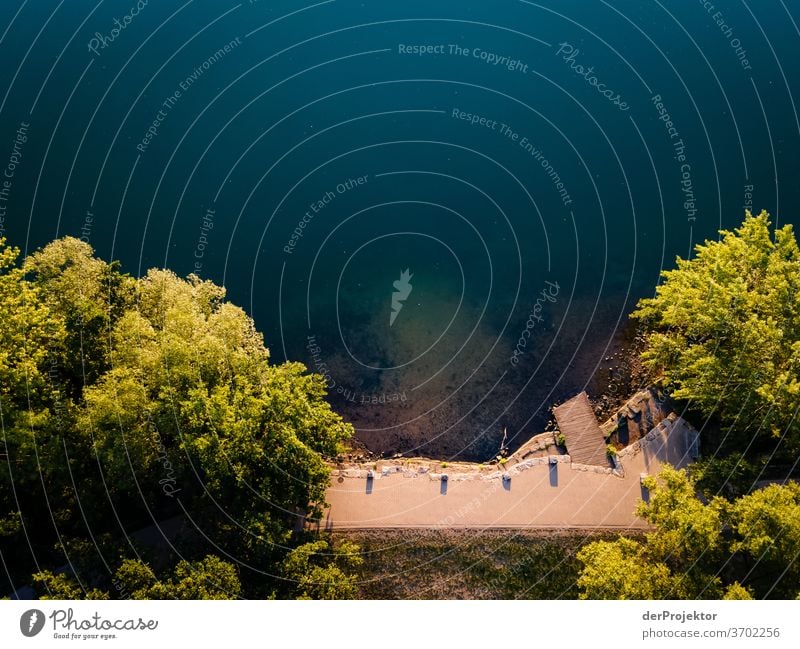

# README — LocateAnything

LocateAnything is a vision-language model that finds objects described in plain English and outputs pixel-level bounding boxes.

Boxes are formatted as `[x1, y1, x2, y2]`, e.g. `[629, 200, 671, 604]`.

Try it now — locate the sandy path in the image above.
[324, 416, 695, 530]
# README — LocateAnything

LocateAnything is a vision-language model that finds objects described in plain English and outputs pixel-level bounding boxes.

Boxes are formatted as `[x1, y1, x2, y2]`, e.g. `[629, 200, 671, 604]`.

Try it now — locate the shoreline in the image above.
[337, 323, 655, 472]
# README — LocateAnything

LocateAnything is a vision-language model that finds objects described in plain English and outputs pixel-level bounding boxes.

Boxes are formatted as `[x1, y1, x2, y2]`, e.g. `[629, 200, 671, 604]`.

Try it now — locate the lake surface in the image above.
[1, 0, 798, 459]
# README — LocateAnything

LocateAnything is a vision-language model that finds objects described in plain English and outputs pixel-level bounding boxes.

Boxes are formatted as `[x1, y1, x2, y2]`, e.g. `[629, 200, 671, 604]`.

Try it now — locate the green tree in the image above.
[578, 465, 800, 599]
[691, 452, 762, 500]
[0, 237, 61, 407]
[578, 467, 724, 599]
[79, 268, 353, 560]
[638, 466, 725, 567]
[0, 237, 74, 559]
[32, 571, 109, 600]
[22, 237, 133, 389]
[577, 537, 679, 599]
[729, 482, 800, 598]
[633, 211, 800, 450]
[31, 554, 241, 600]
[281, 539, 363, 599]
[118, 555, 241, 600]
[722, 582, 754, 599]
[2, 236, 356, 597]
[1, 238, 134, 584]
[112, 558, 158, 598]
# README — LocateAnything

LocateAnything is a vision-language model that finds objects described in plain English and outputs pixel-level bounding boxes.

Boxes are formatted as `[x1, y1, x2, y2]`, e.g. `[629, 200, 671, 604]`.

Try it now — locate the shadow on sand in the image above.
[549, 463, 558, 487]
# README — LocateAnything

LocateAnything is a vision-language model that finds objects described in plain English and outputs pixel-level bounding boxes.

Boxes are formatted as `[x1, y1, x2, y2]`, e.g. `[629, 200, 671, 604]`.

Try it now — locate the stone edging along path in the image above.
[335, 453, 622, 483]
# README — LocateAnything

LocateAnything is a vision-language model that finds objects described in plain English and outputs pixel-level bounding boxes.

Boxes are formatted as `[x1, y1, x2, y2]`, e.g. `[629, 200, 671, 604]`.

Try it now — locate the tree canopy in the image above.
[0, 236, 356, 599]
[33, 554, 241, 600]
[633, 211, 800, 451]
[605, 211, 800, 600]
[577, 465, 800, 599]
[281, 539, 363, 599]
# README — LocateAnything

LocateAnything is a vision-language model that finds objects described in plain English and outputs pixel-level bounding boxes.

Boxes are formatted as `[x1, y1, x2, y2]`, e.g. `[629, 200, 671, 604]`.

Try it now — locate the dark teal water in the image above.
[1, 0, 798, 459]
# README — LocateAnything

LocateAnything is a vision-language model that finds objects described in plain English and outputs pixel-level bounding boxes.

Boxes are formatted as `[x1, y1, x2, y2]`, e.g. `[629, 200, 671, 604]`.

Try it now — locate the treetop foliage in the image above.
[633, 211, 800, 449]
[578, 466, 800, 599]
[0, 236, 356, 599]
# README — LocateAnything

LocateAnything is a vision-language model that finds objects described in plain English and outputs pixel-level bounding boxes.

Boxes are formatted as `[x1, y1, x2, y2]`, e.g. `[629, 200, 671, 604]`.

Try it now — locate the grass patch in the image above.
[335, 529, 630, 599]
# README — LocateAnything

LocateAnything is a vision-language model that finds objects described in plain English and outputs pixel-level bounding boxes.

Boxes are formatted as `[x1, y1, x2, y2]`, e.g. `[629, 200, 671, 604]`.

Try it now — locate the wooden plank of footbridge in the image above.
[553, 392, 608, 467]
